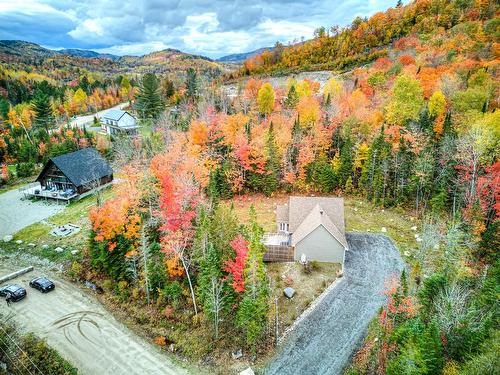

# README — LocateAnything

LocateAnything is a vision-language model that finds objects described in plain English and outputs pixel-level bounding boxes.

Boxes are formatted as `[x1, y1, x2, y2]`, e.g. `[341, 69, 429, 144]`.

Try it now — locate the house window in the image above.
[279, 222, 289, 232]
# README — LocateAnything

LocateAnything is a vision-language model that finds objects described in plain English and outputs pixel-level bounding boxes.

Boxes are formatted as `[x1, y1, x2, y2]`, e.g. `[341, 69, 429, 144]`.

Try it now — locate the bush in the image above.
[15, 162, 35, 178]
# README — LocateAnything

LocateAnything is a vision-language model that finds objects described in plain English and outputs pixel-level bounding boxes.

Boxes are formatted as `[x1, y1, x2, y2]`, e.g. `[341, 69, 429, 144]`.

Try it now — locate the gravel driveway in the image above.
[0, 260, 193, 375]
[265, 233, 405, 375]
[0, 186, 64, 238]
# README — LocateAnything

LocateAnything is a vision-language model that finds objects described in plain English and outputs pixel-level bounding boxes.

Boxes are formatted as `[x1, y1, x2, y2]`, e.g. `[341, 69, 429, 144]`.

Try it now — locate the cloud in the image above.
[0, 0, 406, 58]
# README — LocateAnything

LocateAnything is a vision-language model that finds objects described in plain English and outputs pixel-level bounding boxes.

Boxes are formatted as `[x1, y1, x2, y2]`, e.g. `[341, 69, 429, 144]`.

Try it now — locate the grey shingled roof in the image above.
[284, 196, 348, 249]
[291, 204, 348, 248]
[101, 109, 127, 121]
[38, 148, 113, 188]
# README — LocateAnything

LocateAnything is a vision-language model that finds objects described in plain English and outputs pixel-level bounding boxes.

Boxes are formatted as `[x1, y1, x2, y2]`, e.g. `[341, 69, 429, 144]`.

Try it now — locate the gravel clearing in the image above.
[0, 258, 192, 375]
[0, 186, 65, 238]
[265, 233, 405, 375]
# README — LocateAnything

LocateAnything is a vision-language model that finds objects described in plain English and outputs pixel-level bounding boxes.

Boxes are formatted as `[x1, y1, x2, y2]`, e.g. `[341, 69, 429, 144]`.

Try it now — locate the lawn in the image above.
[3, 186, 115, 262]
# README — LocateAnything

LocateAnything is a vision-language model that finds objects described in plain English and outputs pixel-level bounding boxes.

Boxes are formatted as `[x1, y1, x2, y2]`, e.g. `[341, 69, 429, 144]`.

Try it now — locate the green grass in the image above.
[4, 186, 115, 263]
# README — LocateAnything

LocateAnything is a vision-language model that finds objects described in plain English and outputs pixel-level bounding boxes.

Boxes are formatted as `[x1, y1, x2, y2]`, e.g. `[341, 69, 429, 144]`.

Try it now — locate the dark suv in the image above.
[0, 284, 27, 302]
[29, 277, 55, 293]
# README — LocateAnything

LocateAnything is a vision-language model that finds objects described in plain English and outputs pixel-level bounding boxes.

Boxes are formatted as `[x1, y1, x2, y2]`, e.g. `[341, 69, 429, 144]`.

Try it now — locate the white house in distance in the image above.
[99, 109, 139, 136]
[263, 196, 349, 268]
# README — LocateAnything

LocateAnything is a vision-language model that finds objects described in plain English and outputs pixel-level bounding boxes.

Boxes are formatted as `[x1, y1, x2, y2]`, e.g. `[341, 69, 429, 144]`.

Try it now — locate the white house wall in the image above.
[117, 113, 137, 128]
[294, 225, 345, 263]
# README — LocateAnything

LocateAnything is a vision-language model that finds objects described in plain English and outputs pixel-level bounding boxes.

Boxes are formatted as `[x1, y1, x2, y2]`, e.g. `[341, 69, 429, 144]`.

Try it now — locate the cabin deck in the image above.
[20, 183, 79, 203]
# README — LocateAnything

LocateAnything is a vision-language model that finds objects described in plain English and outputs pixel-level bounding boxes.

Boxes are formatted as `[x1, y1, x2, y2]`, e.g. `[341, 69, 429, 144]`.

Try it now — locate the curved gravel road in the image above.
[266, 233, 405, 375]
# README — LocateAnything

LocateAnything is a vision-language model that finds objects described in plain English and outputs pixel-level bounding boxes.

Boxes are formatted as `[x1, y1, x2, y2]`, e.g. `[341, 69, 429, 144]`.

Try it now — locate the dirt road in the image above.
[0, 260, 192, 375]
[265, 233, 405, 375]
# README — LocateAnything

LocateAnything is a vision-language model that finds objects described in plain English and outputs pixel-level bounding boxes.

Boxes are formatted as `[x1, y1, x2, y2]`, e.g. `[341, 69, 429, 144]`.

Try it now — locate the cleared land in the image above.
[0, 258, 193, 375]
[0, 187, 64, 238]
[265, 233, 405, 375]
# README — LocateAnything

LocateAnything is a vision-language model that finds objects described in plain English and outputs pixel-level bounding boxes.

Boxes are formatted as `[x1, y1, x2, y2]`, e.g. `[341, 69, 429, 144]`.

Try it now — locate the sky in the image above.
[0, 0, 403, 59]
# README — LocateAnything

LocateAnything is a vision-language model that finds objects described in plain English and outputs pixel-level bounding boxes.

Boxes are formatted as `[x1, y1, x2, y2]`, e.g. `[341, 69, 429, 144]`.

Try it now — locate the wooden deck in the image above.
[20, 183, 78, 203]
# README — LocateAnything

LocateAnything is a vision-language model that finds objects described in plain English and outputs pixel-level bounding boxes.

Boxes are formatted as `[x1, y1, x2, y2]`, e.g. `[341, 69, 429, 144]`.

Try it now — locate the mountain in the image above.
[217, 47, 272, 63]
[0, 40, 58, 58]
[58, 48, 120, 60]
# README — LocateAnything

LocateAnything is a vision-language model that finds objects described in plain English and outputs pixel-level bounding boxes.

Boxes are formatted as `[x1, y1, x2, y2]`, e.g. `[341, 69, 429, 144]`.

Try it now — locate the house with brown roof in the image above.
[264, 196, 348, 266]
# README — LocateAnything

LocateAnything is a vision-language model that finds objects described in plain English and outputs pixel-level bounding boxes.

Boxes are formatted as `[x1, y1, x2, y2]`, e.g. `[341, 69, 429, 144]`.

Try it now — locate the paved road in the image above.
[69, 102, 129, 129]
[266, 233, 405, 375]
[0, 185, 64, 237]
[0, 260, 192, 375]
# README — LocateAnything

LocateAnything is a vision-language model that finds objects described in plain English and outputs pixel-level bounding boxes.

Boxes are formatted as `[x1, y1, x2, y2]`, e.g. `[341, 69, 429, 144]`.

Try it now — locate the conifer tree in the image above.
[31, 92, 55, 131]
[236, 206, 269, 349]
[186, 68, 198, 101]
[339, 137, 353, 187]
[420, 320, 444, 375]
[134, 73, 164, 120]
[265, 121, 280, 193]
[285, 84, 299, 108]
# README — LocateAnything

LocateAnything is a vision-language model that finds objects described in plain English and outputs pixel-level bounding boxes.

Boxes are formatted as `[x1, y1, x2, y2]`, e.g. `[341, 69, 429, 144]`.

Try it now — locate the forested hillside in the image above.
[0, 0, 498, 373]
[238, 0, 499, 76]
[73, 0, 499, 372]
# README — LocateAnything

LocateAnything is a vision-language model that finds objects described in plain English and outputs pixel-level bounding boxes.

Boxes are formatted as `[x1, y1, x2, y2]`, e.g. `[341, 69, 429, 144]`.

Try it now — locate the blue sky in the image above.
[0, 0, 403, 58]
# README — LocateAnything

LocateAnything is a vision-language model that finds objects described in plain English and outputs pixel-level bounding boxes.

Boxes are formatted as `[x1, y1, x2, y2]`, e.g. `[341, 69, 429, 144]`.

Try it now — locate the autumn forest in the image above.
[0, 0, 498, 374]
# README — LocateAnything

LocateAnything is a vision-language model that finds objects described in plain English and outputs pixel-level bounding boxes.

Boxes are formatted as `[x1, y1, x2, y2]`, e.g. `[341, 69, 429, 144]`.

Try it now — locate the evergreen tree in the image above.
[420, 320, 444, 375]
[339, 137, 353, 187]
[285, 84, 299, 108]
[265, 121, 280, 193]
[134, 73, 164, 120]
[236, 206, 269, 350]
[186, 68, 198, 101]
[31, 92, 55, 131]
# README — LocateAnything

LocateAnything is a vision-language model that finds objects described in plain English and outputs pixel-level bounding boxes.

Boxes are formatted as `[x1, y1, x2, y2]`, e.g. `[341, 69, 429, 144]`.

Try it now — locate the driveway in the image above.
[266, 233, 405, 375]
[0, 260, 192, 375]
[0, 185, 64, 237]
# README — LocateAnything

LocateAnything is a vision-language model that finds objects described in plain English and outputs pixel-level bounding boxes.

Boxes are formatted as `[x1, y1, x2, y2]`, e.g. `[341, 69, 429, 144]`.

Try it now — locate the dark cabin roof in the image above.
[37, 148, 113, 188]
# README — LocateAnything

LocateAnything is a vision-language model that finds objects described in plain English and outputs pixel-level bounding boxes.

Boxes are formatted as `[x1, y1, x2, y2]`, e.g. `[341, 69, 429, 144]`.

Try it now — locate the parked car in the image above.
[29, 277, 55, 293]
[0, 284, 27, 302]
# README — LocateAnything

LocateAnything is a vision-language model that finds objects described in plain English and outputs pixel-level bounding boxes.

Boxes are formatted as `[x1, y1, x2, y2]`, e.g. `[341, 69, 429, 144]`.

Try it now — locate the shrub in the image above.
[15, 162, 35, 178]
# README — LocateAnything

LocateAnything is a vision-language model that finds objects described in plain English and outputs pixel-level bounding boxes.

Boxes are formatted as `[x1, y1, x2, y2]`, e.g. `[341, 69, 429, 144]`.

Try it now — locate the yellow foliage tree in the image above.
[257, 83, 275, 115]
[297, 96, 320, 129]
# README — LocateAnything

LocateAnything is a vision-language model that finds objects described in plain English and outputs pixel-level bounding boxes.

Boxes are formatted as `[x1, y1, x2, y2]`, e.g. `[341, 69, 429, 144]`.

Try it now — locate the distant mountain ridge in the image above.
[57, 48, 120, 60]
[217, 47, 272, 63]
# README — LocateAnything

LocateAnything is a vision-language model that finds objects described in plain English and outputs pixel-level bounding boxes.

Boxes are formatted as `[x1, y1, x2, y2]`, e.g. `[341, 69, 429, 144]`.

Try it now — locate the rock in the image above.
[71, 249, 79, 255]
[433, 244, 440, 249]
[169, 343, 175, 353]
[353, 207, 358, 212]
[416, 237, 423, 242]
[54, 246, 64, 253]
[414, 234, 420, 238]
[404, 251, 411, 257]
[283, 287, 295, 299]
[367, 229, 371, 232]
[3, 235, 13, 242]
[240, 368, 255, 375]
[41, 244, 49, 250]
[374, 337, 379, 343]
[411, 226, 417, 231]
[381, 227, 387, 233]
[28, 243, 36, 248]
[15, 240, 23, 244]
[231, 349, 243, 360]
